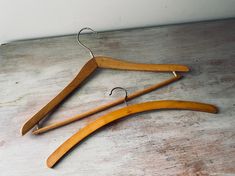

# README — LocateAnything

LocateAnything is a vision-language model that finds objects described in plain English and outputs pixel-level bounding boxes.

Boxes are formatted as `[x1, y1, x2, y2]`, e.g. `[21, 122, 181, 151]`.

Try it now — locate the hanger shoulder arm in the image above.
[21, 59, 98, 135]
[47, 100, 217, 168]
[95, 56, 189, 72]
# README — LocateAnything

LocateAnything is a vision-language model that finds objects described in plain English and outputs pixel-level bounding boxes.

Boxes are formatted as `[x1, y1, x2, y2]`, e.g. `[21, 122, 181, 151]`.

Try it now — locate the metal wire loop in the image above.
[109, 87, 128, 106]
[76, 27, 98, 58]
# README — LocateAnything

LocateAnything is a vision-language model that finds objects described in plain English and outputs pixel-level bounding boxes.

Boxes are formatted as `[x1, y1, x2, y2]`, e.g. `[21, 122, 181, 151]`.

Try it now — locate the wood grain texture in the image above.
[95, 56, 189, 72]
[0, 19, 235, 175]
[47, 100, 217, 168]
[21, 58, 98, 135]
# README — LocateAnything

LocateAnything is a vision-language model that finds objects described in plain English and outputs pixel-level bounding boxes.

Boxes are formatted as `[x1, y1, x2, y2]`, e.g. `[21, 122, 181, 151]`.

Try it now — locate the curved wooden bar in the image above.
[47, 100, 217, 168]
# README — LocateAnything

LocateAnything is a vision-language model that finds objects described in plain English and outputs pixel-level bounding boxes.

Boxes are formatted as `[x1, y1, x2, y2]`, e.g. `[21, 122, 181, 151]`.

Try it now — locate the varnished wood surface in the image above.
[47, 100, 218, 168]
[21, 58, 98, 135]
[0, 19, 235, 175]
[95, 56, 189, 72]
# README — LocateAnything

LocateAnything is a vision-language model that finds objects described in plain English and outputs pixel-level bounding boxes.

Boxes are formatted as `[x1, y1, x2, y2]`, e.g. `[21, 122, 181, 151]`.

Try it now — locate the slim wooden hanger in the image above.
[46, 87, 218, 168]
[21, 27, 189, 135]
[32, 74, 182, 134]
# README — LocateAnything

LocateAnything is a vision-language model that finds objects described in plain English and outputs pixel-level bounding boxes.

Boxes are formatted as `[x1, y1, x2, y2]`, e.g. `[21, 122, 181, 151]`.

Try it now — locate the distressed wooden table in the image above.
[0, 19, 235, 175]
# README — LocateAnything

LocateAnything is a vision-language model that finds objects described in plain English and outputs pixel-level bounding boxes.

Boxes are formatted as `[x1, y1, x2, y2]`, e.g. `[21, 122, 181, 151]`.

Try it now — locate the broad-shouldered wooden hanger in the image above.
[47, 87, 218, 168]
[21, 27, 189, 135]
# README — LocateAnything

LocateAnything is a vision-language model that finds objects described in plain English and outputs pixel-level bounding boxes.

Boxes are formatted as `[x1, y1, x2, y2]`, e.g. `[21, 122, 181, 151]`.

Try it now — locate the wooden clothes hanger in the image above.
[32, 74, 183, 134]
[21, 27, 189, 135]
[47, 87, 218, 168]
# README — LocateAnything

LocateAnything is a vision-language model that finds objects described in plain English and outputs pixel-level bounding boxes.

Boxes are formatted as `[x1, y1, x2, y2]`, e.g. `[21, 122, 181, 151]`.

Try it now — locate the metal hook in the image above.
[109, 87, 128, 106]
[77, 27, 98, 58]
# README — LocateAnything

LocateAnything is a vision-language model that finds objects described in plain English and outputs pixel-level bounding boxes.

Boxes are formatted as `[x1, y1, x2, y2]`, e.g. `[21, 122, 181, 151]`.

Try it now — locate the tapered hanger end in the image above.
[47, 156, 56, 168]
[20, 125, 27, 136]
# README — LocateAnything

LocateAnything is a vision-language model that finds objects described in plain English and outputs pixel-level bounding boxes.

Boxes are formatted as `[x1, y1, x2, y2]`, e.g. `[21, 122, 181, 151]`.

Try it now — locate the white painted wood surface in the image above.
[0, 20, 235, 175]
